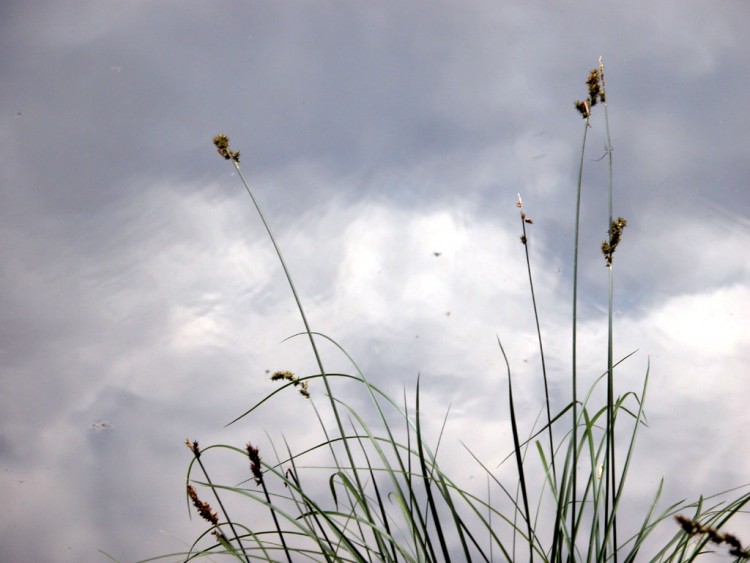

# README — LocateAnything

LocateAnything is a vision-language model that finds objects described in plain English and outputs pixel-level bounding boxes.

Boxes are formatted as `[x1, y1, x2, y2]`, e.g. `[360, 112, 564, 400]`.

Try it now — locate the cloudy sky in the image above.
[2, 1, 750, 561]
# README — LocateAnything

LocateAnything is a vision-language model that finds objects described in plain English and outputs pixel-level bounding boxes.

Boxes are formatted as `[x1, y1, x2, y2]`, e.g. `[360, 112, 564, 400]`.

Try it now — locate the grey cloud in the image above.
[2, 1, 750, 561]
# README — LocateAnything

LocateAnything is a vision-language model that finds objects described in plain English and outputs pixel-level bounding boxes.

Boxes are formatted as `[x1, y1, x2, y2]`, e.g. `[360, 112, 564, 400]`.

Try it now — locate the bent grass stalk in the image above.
[148, 63, 750, 563]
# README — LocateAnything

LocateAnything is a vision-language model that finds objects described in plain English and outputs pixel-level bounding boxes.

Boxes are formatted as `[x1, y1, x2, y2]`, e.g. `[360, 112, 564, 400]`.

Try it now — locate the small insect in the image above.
[433, 252, 442, 257]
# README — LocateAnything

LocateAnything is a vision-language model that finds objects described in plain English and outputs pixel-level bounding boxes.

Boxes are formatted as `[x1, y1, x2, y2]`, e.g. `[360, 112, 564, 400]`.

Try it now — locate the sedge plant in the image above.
[143, 60, 749, 562]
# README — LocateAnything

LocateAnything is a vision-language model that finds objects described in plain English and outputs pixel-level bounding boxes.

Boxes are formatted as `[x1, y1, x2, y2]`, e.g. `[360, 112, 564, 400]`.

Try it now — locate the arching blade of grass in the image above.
[213, 137, 387, 545]
[607, 362, 650, 558]
[497, 336, 535, 560]
[414, 376, 452, 561]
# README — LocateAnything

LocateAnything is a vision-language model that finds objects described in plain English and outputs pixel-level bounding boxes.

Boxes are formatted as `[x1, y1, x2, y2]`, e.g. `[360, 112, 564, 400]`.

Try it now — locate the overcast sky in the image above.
[2, 1, 750, 561]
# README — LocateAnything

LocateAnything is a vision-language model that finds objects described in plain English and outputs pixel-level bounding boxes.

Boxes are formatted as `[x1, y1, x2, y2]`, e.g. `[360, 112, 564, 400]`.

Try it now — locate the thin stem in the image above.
[229, 159, 382, 544]
[518, 204, 556, 484]
[192, 453, 251, 563]
[600, 57, 619, 562]
[569, 113, 590, 561]
[518, 202, 560, 558]
[230, 162, 326, 394]
[258, 479, 293, 563]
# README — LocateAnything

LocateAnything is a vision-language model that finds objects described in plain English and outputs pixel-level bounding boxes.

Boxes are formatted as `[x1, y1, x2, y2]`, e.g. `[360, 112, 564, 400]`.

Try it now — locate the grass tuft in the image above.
[142, 61, 750, 563]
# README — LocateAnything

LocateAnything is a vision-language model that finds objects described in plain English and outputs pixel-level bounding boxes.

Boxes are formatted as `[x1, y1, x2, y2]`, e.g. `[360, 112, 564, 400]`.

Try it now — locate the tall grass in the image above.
[152, 61, 749, 562]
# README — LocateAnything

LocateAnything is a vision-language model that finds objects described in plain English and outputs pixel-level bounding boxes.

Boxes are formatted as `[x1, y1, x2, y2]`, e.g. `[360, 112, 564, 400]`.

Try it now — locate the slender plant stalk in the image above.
[569, 98, 591, 561]
[599, 57, 620, 562]
[246, 442, 293, 563]
[185, 441, 251, 563]
[221, 148, 384, 544]
[517, 196, 557, 487]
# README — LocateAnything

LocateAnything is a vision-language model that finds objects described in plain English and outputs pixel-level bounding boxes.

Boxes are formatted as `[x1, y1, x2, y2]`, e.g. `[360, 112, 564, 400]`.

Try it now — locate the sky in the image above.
[2, 1, 750, 561]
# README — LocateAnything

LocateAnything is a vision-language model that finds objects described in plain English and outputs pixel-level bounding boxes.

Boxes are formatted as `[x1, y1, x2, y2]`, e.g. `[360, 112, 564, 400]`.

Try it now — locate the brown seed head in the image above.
[187, 484, 219, 526]
[574, 100, 590, 119]
[271, 370, 295, 382]
[271, 370, 311, 398]
[602, 217, 627, 266]
[212, 134, 240, 162]
[185, 439, 201, 458]
[674, 515, 750, 558]
[246, 443, 264, 485]
[586, 69, 601, 107]
[213, 134, 229, 150]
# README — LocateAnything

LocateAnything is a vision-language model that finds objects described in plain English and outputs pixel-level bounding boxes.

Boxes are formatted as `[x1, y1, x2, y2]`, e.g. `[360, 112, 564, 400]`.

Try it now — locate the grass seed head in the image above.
[271, 370, 311, 398]
[587, 69, 601, 107]
[187, 484, 219, 526]
[674, 515, 750, 558]
[185, 439, 201, 458]
[212, 134, 240, 162]
[575, 65, 606, 118]
[271, 370, 295, 382]
[246, 443, 264, 486]
[574, 99, 590, 119]
[602, 217, 628, 266]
